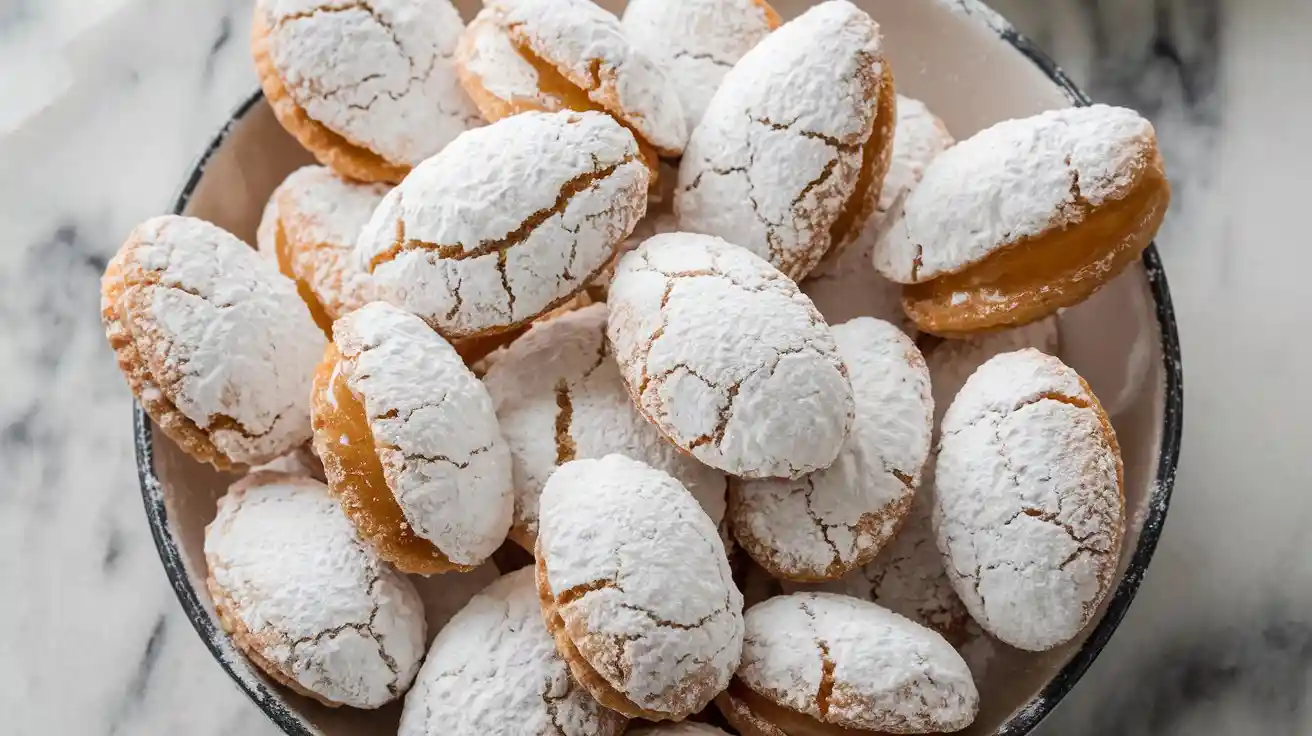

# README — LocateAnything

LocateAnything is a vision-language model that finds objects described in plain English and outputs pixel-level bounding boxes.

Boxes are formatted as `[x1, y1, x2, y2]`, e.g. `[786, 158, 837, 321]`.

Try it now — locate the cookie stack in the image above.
[101, 0, 1168, 733]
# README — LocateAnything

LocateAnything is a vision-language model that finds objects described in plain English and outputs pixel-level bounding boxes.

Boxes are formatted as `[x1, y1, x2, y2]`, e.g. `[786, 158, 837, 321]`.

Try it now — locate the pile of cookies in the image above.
[101, 0, 1169, 733]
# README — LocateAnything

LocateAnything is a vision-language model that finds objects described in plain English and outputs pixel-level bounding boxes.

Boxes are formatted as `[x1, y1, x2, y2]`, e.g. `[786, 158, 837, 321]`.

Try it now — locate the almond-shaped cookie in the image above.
[717, 593, 978, 735]
[205, 472, 425, 708]
[310, 302, 513, 575]
[102, 215, 325, 469]
[608, 232, 854, 479]
[536, 455, 744, 721]
[874, 105, 1170, 335]
[356, 110, 648, 339]
[730, 317, 932, 581]
[398, 567, 627, 736]
[252, 0, 481, 183]
[934, 348, 1124, 651]
[482, 303, 727, 549]
[675, 0, 896, 280]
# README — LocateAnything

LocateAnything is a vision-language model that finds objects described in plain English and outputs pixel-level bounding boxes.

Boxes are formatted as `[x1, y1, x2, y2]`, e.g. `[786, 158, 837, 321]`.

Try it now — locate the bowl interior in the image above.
[145, 1, 1179, 734]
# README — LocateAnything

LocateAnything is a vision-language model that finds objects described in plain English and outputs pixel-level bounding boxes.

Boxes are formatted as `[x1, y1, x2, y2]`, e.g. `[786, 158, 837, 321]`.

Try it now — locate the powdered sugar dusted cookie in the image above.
[536, 455, 744, 720]
[621, 0, 781, 132]
[675, 0, 896, 280]
[205, 472, 425, 708]
[356, 110, 648, 339]
[730, 317, 932, 581]
[311, 302, 513, 575]
[398, 567, 627, 736]
[935, 348, 1124, 651]
[252, 0, 481, 183]
[717, 593, 978, 734]
[102, 216, 325, 469]
[482, 303, 727, 549]
[926, 316, 1061, 426]
[607, 233, 854, 479]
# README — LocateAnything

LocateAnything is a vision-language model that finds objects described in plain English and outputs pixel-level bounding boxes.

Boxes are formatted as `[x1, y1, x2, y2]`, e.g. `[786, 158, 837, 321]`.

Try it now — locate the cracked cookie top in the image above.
[674, 0, 892, 281]
[607, 233, 853, 479]
[737, 593, 978, 733]
[537, 454, 744, 719]
[926, 316, 1060, 427]
[621, 0, 780, 132]
[102, 215, 325, 468]
[482, 303, 727, 548]
[934, 348, 1124, 651]
[204, 472, 425, 708]
[874, 105, 1158, 283]
[356, 110, 648, 339]
[398, 567, 627, 736]
[730, 317, 932, 581]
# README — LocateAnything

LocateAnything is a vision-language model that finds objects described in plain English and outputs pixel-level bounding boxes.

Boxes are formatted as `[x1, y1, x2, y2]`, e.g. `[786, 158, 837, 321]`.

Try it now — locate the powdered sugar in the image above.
[456, 7, 557, 112]
[607, 233, 853, 479]
[927, 316, 1061, 426]
[934, 348, 1124, 651]
[874, 104, 1157, 283]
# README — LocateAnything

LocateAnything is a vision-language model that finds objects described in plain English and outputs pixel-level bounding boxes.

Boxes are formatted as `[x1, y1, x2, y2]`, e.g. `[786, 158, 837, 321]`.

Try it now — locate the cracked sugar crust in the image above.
[482, 303, 727, 548]
[926, 316, 1060, 427]
[101, 215, 325, 469]
[730, 318, 932, 581]
[254, 0, 481, 171]
[398, 567, 627, 736]
[607, 233, 853, 479]
[621, 0, 780, 132]
[492, 0, 688, 156]
[204, 472, 426, 708]
[630, 724, 732, 735]
[537, 455, 744, 719]
[356, 110, 648, 339]
[674, 0, 891, 281]
[934, 348, 1125, 652]
[738, 593, 978, 733]
[874, 104, 1158, 283]
[333, 302, 513, 566]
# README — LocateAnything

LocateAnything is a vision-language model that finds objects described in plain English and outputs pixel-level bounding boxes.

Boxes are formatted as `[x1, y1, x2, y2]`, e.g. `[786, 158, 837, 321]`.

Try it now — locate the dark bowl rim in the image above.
[135, 6, 1184, 734]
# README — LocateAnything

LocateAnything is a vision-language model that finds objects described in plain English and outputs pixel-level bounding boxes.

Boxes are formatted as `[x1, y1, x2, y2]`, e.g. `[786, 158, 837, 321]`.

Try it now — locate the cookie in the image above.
[252, 0, 480, 183]
[934, 348, 1124, 651]
[398, 567, 627, 736]
[355, 110, 647, 339]
[205, 472, 425, 708]
[801, 96, 954, 333]
[675, 0, 896, 280]
[716, 593, 978, 735]
[874, 105, 1170, 336]
[536, 455, 744, 721]
[310, 302, 513, 575]
[102, 215, 325, 469]
[730, 317, 932, 581]
[607, 233, 854, 479]
[621, 0, 781, 132]
[925, 316, 1061, 426]
[482, 303, 727, 549]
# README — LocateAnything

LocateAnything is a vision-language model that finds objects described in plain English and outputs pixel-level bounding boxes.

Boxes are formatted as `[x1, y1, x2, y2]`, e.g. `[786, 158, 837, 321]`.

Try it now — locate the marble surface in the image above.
[2, 0, 1309, 734]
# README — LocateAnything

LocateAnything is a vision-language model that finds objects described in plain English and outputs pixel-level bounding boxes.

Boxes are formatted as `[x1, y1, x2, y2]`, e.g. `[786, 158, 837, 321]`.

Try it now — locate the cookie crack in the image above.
[209, 411, 286, 442]
[617, 601, 725, 631]
[556, 578, 620, 607]
[752, 116, 859, 152]
[379, 443, 492, 470]
[671, 49, 733, 69]
[554, 380, 576, 465]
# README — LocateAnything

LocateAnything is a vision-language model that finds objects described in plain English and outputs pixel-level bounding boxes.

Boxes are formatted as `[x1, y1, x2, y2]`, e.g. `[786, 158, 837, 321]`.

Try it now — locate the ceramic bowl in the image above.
[136, 0, 1183, 733]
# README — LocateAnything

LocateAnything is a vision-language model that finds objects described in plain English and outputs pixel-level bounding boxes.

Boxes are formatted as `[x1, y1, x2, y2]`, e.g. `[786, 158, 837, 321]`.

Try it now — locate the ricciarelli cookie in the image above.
[730, 317, 932, 581]
[536, 455, 744, 721]
[874, 105, 1170, 336]
[102, 215, 325, 469]
[355, 110, 648, 339]
[925, 316, 1061, 426]
[205, 472, 426, 708]
[608, 233, 854, 479]
[310, 302, 513, 574]
[398, 567, 627, 736]
[252, 0, 481, 183]
[482, 303, 727, 549]
[934, 348, 1124, 651]
[676, 0, 896, 280]
[716, 593, 978, 735]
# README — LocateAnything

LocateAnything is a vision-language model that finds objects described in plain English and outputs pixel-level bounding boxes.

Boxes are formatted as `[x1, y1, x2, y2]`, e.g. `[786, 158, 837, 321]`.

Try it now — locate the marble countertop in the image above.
[4, 0, 1310, 733]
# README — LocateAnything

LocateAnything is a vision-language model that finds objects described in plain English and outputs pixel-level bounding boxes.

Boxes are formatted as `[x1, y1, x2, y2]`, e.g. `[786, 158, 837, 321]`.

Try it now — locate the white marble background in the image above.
[2, 0, 1310, 734]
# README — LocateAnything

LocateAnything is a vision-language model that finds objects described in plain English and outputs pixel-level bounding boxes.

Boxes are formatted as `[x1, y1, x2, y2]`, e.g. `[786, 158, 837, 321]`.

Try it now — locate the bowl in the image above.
[136, 0, 1184, 733]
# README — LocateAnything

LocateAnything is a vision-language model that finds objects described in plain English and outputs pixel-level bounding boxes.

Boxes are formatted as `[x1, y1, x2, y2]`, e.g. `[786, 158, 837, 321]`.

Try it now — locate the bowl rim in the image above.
[135, 6, 1184, 734]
